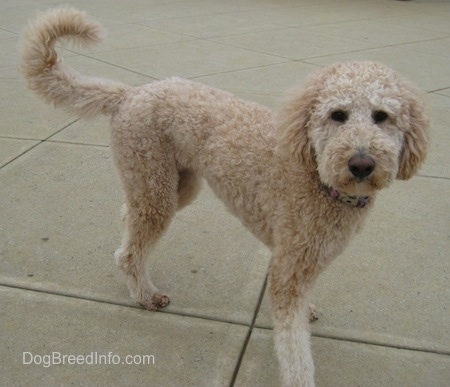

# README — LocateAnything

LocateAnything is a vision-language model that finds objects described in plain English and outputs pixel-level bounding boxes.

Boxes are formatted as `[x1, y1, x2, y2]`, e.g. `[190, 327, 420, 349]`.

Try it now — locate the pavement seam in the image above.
[311, 332, 450, 357]
[229, 275, 268, 387]
[0, 282, 252, 327]
[0, 119, 79, 170]
[251, 325, 450, 357]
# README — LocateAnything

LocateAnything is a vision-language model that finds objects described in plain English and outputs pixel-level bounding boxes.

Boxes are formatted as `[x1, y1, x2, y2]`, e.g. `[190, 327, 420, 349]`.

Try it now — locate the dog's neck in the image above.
[324, 186, 370, 208]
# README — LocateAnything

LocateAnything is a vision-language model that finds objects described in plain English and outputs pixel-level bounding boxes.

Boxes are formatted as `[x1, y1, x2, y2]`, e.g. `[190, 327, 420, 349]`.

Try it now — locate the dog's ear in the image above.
[277, 86, 317, 168]
[396, 83, 430, 180]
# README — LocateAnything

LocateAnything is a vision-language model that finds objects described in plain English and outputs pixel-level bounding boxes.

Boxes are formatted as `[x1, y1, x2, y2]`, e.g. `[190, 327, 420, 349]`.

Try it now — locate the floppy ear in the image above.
[276, 85, 317, 168]
[396, 83, 430, 180]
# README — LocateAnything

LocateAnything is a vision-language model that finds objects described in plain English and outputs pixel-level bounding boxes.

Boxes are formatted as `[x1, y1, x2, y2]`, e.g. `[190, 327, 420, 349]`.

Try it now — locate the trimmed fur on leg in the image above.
[269, 259, 316, 387]
[274, 309, 315, 387]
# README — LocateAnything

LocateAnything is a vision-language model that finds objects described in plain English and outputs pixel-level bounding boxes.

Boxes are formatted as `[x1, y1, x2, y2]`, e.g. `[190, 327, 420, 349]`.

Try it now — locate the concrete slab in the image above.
[380, 13, 450, 34]
[195, 61, 321, 109]
[0, 142, 269, 325]
[142, 13, 281, 39]
[0, 286, 248, 386]
[235, 328, 450, 387]
[256, 176, 450, 353]
[231, 2, 418, 28]
[303, 19, 447, 46]
[0, 31, 19, 68]
[404, 0, 450, 14]
[49, 117, 110, 147]
[398, 37, 450, 59]
[0, 2, 49, 34]
[0, 138, 39, 168]
[60, 53, 155, 86]
[90, 39, 285, 79]
[0, 77, 77, 140]
[77, 0, 264, 24]
[436, 88, 450, 98]
[0, 65, 18, 79]
[73, 17, 192, 54]
[212, 28, 380, 61]
[304, 46, 450, 92]
[0, 143, 123, 291]
[424, 93, 450, 178]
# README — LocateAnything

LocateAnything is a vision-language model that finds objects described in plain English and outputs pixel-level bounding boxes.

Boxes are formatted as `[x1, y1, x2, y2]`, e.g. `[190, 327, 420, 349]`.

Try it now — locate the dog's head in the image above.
[277, 61, 430, 196]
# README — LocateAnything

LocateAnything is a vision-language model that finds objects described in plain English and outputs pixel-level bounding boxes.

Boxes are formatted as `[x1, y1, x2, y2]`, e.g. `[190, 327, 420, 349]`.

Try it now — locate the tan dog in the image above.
[21, 7, 429, 386]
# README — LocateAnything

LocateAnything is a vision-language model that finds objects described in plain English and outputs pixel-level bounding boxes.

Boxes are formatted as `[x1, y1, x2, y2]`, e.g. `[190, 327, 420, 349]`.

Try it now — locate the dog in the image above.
[20, 7, 429, 386]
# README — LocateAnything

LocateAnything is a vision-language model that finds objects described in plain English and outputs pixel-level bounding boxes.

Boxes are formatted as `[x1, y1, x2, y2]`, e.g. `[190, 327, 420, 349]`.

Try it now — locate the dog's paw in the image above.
[309, 303, 319, 322]
[139, 292, 171, 311]
[152, 292, 171, 309]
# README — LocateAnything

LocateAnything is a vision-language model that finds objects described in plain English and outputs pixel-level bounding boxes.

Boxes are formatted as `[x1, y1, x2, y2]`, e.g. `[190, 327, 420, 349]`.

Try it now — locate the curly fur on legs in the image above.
[20, 7, 430, 386]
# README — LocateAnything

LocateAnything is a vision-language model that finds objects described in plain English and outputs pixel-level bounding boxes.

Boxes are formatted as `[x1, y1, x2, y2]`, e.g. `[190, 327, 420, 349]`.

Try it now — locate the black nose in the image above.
[348, 154, 375, 179]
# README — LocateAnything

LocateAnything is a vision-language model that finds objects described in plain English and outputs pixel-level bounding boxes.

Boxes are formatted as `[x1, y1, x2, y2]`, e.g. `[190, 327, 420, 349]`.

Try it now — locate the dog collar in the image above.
[325, 186, 370, 208]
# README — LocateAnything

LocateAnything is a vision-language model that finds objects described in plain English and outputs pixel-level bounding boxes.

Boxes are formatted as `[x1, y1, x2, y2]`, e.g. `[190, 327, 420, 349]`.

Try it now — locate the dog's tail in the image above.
[20, 7, 131, 117]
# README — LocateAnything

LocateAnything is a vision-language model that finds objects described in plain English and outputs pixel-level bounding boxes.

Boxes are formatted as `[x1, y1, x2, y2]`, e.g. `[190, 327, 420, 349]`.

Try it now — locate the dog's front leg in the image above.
[269, 254, 316, 387]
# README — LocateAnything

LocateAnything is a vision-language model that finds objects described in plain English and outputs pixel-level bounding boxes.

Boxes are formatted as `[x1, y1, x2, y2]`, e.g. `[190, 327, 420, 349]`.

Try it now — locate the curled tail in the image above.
[20, 7, 131, 117]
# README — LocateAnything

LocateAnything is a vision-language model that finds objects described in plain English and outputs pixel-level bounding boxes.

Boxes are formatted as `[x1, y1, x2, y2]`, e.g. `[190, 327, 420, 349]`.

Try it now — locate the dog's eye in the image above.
[331, 110, 348, 123]
[373, 110, 388, 124]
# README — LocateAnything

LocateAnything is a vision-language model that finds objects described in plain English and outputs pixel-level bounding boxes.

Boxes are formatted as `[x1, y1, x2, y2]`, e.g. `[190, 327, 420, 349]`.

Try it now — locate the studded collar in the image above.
[325, 186, 370, 208]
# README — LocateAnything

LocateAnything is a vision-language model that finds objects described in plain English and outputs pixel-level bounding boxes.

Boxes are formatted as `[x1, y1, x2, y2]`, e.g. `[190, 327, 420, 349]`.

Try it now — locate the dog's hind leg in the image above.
[113, 148, 178, 310]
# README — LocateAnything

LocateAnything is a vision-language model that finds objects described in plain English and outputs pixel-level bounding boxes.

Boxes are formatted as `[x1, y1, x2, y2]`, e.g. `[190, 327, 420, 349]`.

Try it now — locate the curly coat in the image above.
[21, 7, 429, 386]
